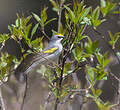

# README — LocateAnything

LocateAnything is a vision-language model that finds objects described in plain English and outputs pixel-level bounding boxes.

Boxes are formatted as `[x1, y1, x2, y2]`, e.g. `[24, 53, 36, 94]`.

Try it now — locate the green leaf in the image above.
[77, 7, 91, 23]
[73, 0, 85, 19]
[116, 52, 120, 57]
[92, 40, 99, 52]
[86, 93, 94, 98]
[31, 23, 39, 37]
[50, 0, 59, 12]
[72, 45, 85, 62]
[96, 70, 107, 81]
[96, 89, 102, 97]
[86, 66, 94, 82]
[64, 63, 72, 75]
[92, 19, 101, 28]
[25, 23, 32, 37]
[49, 0, 57, 8]
[108, 31, 113, 40]
[77, 35, 88, 42]
[102, 76, 107, 80]
[32, 13, 41, 22]
[100, 0, 117, 17]
[76, 45, 83, 60]
[41, 7, 48, 23]
[16, 14, 21, 27]
[64, 5, 75, 22]
[96, 52, 109, 68]
[72, 49, 77, 61]
[92, 6, 100, 20]
[112, 11, 120, 14]
[114, 32, 120, 42]
[108, 31, 120, 48]
[15, 18, 20, 28]
[37, 65, 46, 75]
[12, 27, 24, 37]
[81, 17, 91, 25]
[85, 38, 99, 54]
[66, 70, 73, 75]
[24, 15, 32, 26]
[100, 0, 106, 8]
[8, 25, 12, 33]
[90, 6, 105, 28]
[0, 62, 7, 67]
[31, 37, 43, 48]
[44, 18, 56, 26]
[0, 34, 9, 43]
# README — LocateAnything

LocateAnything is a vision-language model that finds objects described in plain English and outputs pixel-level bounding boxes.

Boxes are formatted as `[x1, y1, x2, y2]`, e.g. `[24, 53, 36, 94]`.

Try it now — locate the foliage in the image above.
[0, 0, 119, 110]
[0, 53, 19, 83]
[108, 31, 120, 49]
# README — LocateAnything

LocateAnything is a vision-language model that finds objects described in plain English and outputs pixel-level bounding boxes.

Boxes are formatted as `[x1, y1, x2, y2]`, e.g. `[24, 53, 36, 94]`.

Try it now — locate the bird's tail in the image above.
[14, 54, 35, 83]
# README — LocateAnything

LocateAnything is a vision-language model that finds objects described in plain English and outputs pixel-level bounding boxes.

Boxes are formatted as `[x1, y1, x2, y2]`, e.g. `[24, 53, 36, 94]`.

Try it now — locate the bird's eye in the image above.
[58, 36, 61, 38]
[58, 36, 64, 38]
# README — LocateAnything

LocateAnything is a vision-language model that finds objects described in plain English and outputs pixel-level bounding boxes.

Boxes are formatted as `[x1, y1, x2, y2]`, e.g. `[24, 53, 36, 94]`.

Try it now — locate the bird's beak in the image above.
[62, 36, 66, 38]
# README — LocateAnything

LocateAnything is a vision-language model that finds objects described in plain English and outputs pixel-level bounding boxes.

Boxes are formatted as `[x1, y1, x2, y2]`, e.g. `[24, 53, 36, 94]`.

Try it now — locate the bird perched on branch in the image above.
[14, 33, 65, 83]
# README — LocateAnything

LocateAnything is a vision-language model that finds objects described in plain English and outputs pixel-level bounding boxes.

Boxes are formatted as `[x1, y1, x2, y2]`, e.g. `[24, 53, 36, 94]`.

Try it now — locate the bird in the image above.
[14, 33, 65, 83]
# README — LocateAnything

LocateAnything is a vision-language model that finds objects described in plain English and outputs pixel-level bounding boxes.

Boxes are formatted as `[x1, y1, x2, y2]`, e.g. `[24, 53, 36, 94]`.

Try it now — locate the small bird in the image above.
[14, 33, 65, 83]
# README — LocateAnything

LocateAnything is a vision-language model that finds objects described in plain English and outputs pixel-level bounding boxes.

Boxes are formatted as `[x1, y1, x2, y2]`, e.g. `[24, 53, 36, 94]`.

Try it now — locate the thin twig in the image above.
[59, 91, 73, 105]
[109, 72, 120, 82]
[0, 43, 5, 52]
[54, 97, 59, 110]
[69, 89, 87, 92]
[59, 57, 66, 87]
[109, 72, 120, 109]
[41, 30, 50, 40]
[63, 62, 87, 81]
[0, 87, 6, 110]
[20, 75, 28, 110]
[32, 16, 50, 40]
[81, 24, 87, 36]
[44, 92, 53, 109]
[58, 0, 63, 32]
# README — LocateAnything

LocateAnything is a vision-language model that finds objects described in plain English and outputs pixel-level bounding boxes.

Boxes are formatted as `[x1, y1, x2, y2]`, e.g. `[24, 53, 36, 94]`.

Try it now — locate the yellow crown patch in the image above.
[56, 33, 64, 36]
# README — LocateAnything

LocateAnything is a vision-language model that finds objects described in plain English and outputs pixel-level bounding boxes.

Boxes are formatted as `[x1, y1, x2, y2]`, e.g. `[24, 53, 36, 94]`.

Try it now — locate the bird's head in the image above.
[50, 33, 65, 42]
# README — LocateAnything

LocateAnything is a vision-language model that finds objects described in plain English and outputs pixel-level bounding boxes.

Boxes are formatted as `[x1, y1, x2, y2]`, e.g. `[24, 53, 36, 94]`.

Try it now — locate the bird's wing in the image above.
[14, 47, 58, 82]
[25, 47, 59, 72]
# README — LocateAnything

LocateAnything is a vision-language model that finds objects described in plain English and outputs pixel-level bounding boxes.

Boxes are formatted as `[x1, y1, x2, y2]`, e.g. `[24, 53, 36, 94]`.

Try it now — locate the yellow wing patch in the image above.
[43, 48, 58, 54]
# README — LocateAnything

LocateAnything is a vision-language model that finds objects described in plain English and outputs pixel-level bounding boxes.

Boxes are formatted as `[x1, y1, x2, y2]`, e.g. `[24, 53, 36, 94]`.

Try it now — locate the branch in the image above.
[109, 72, 120, 82]
[58, 0, 63, 32]
[0, 43, 5, 52]
[0, 87, 6, 110]
[20, 75, 28, 110]
[41, 29, 50, 40]
[109, 72, 120, 109]
[54, 0, 64, 109]
[81, 24, 87, 36]
[54, 97, 59, 110]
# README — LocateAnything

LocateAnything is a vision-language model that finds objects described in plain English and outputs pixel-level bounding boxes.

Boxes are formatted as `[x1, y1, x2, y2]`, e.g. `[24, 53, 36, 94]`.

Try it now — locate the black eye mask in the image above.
[57, 36, 64, 38]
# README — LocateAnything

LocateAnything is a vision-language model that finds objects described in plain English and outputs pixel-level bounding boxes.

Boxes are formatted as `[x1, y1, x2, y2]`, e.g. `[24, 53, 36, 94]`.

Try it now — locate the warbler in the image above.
[14, 33, 65, 83]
